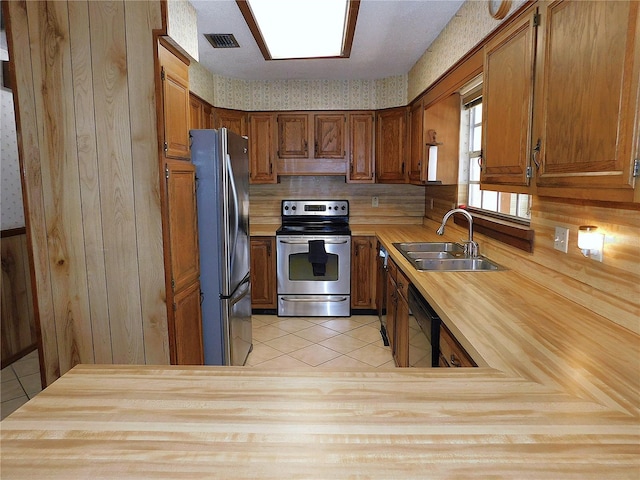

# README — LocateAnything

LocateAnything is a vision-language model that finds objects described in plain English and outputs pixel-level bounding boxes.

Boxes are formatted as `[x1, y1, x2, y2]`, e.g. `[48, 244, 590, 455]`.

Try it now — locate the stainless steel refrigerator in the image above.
[191, 129, 252, 366]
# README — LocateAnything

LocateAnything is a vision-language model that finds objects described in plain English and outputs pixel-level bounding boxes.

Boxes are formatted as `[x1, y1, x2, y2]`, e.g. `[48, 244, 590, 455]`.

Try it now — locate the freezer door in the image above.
[223, 276, 252, 366]
[221, 129, 250, 295]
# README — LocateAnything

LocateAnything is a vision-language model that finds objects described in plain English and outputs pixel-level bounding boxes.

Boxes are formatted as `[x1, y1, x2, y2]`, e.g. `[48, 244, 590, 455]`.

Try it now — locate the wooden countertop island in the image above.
[2, 224, 639, 478]
[1, 365, 638, 478]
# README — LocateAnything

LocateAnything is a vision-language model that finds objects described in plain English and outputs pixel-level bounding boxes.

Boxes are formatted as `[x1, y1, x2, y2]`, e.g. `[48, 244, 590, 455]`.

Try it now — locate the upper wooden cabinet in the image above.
[408, 99, 424, 184]
[215, 107, 247, 137]
[276, 112, 347, 175]
[481, 9, 537, 190]
[482, 1, 640, 202]
[314, 114, 346, 159]
[278, 113, 309, 158]
[376, 107, 408, 183]
[158, 43, 190, 160]
[422, 93, 461, 185]
[248, 113, 277, 184]
[347, 112, 375, 183]
[189, 93, 214, 130]
[534, 0, 640, 202]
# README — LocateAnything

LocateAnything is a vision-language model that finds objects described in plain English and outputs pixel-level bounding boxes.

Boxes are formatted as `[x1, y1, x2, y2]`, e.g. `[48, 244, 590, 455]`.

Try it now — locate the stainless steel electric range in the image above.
[276, 200, 351, 317]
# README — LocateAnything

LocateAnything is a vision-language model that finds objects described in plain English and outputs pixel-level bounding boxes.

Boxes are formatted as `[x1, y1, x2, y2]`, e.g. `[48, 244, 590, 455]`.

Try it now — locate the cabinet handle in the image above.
[266, 243, 271, 256]
[350, 162, 354, 174]
[269, 163, 273, 174]
[401, 162, 405, 173]
[450, 354, 461, 367]
[304, 140, 308, 154]
[532, 138, 541, 170]
[314, 141, 318, 157]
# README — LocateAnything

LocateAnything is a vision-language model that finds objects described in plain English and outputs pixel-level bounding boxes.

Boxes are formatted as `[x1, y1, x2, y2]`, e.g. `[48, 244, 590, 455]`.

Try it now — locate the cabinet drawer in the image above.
[395, 267, 410, 301]
[440, 323, 476, 367]
[387, 257, 398, 283]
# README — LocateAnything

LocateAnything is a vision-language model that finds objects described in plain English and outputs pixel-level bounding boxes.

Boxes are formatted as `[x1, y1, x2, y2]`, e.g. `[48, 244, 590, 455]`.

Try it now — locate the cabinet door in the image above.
[376, 107, 408, 183]
[202, 103, 214, 129]
[408, 99, 424, 184]
[351, 237, 376, 309]
[173, 280, 204, 365]
[394, 294, 409, 368]
[278, 114, 309, 158]
[347, 113, 375, 183]
[189, 93, 203, 130]
[440, 322, 475, 368]
[423, 93, 461, 185]
[385, 274, 397, 355]
[250, 237, 276, 309]
[159, 44, 190, 160]
[535, 0, 640, 201]
[481, 10, 537, 189]
[166, 160, 200, 293]
[248, 113, 277, 184]
[314, 114, 346, 159]
[215, 108, 247, 136]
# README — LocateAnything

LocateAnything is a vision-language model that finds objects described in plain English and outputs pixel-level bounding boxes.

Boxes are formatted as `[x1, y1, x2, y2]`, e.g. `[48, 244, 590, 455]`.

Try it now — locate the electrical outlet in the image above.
[372, 196, 379, 207]
[554, 226, 569, 253]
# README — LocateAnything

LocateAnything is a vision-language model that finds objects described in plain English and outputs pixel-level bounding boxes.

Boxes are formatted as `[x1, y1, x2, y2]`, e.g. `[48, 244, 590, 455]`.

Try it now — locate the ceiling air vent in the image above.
[205, 34, 240, 49]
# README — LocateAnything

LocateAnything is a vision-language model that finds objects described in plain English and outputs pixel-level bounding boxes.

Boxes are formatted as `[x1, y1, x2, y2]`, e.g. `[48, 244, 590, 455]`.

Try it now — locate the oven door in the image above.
[277, 235, 351, 295]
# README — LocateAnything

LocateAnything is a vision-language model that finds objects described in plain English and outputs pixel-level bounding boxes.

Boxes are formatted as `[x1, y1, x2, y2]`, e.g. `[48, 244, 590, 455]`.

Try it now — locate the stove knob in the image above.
[284, 205, 289, 211]
[292, 205, 297, 211]
[341, 205, 346, 211]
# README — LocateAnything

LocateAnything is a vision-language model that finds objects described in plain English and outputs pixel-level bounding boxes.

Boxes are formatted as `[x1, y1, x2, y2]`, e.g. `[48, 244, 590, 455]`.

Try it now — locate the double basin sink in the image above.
[393, 242, 504, 272]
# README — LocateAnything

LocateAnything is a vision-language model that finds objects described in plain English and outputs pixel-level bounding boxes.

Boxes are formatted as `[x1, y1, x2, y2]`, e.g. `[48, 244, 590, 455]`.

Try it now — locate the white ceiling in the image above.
[191, 0, 466, 81]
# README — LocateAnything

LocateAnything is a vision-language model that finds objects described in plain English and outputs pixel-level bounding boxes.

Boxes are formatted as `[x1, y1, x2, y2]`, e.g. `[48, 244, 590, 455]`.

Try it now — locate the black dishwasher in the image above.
[407, 284, 441, 367]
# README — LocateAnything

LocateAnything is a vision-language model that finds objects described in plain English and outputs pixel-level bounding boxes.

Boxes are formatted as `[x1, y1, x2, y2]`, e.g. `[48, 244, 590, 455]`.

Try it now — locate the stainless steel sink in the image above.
[392, 242, 505, 271]
[393, 242, 464, 254]
[412, 257, 504, 271]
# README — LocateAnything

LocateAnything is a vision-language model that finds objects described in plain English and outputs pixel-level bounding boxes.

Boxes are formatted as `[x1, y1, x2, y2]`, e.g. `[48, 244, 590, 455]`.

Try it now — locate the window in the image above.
[462, 96, 531, 223]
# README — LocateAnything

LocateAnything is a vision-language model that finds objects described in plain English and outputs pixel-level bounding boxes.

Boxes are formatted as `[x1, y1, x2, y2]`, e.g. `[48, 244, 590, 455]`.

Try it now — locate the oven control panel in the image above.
[281, 200, 349, 216]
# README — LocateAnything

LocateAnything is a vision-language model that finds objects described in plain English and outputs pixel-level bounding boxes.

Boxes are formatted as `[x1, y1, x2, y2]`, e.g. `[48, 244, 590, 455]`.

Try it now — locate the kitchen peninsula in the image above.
[2, 223, 638, 478]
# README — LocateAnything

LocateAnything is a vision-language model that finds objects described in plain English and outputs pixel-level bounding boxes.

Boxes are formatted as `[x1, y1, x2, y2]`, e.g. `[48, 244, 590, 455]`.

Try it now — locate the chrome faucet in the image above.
[436, 208, 479, 257]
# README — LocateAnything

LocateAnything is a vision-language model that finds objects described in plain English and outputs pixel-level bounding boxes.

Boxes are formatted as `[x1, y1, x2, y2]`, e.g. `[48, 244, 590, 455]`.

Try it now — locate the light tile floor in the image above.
[0, 316, 392, 419]
[1, 350, 42, 420]
[247, 314, 395, 368]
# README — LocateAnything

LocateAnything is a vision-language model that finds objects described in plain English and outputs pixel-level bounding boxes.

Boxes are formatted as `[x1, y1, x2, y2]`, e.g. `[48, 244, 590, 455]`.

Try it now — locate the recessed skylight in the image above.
[237, 0, 359, 60]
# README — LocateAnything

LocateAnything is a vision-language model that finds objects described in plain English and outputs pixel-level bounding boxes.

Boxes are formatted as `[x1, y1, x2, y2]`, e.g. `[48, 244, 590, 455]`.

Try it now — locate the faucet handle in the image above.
[462, 240, 480, 258]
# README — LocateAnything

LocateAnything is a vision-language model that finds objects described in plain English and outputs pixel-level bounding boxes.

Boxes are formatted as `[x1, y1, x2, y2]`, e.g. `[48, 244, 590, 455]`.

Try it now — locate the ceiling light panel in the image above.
[246, 0, 349, 59]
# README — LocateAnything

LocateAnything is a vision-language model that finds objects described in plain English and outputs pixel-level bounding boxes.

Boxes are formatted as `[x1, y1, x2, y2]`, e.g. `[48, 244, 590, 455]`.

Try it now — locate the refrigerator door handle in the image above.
[226, 153, 240, 269]
[230, 278, 251, 306]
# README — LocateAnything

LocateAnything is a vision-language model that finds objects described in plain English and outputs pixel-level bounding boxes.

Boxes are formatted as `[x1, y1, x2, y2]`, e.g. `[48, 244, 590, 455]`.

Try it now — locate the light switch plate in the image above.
[372, 196, 379, 207]
[554, 226, 569, 253]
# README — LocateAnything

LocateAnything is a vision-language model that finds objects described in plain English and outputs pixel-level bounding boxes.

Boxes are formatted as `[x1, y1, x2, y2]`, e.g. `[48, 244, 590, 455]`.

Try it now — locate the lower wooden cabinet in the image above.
[250, 237, 277, 310]
[173, 280, 204, 365]
[351, 236, 377, 309]
[386, 258, 410, 367]
[439, 322, 476, 367]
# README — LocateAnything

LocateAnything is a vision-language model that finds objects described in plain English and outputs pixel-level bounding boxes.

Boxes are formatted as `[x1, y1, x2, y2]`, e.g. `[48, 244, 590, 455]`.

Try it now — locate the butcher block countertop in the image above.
[2, 224, 639, 478]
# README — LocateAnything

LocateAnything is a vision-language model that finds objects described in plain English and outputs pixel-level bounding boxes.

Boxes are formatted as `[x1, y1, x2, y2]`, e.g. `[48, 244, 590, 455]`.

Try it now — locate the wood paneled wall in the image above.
[6, 0, 169, 386]
[1, 230, 36, 367]
[250, 176, 426, 226]
[424, 187, 640, 335]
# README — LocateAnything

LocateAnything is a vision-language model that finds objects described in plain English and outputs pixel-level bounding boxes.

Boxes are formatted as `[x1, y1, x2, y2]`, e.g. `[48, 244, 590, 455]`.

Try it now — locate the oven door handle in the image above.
[280, 296, 349, 303]
[277, 239, 349, 245]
